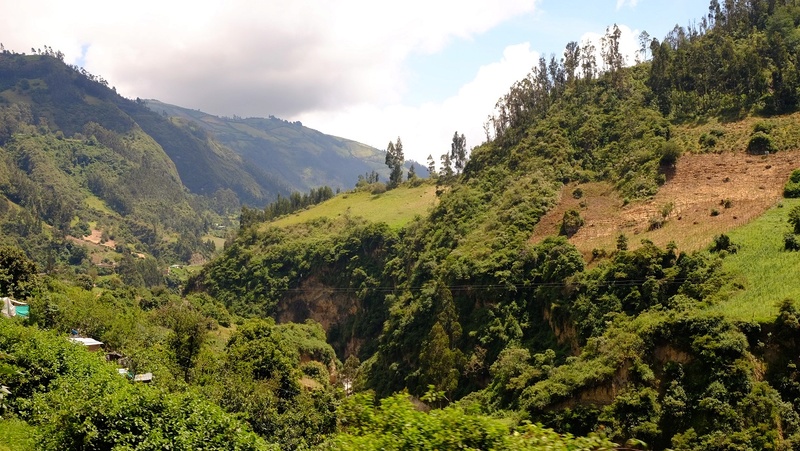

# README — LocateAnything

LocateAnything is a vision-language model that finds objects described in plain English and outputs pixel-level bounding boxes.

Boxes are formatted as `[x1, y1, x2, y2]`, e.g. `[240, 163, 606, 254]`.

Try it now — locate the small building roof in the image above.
[133, 372, 153, 382]
[69, 337, 104, 347]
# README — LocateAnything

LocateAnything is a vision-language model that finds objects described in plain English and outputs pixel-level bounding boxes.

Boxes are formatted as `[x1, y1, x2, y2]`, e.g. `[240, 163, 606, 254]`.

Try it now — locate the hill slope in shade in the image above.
[145, 99, 426, 194]
[0, 53, 280, 206]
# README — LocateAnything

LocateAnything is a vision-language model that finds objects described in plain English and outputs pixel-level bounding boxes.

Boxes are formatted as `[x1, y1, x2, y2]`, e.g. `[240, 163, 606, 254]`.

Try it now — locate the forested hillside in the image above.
[145, 100, 419, 194]
[3, 0, 800, 449]
[191, 1, 800, 449]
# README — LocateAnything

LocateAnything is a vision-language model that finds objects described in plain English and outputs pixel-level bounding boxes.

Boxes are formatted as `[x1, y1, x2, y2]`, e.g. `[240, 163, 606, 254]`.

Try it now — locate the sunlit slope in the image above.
[265, 183, 439, 230]
[707, 198, 800, 322]
[530, 112, 800, 259]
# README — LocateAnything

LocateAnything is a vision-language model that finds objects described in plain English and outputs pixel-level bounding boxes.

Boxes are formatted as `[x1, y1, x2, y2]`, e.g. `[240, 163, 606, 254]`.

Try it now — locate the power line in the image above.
[274, 276, 703, 295]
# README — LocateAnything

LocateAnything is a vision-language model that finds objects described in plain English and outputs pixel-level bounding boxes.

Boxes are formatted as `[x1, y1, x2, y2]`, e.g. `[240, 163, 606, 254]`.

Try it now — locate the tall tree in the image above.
[580, 39, 597, 81]
[601, 24, 624, 88]
[163, 303, 209, 382]
[564, 41, 581, 84]
[638, 31, 651, 61]
[385, 137, 404, 189]
[440, 152, 454, 179]
[0, 245, 37, 298]
[426, 154, 437, 178]
[450, 132, 467, 175]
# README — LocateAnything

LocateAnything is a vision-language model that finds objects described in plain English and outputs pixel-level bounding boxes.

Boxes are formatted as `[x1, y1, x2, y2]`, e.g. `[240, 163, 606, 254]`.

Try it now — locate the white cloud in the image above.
[616, 0, 639, 10]
[0, 0, 538, 119]
[296, 43, 540, 166]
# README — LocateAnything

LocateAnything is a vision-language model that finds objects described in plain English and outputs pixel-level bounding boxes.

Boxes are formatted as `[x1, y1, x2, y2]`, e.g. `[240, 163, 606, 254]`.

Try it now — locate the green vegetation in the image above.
[267, 183, 437, 230]
[709, 198, 800, 321]
[786, 169, 800, 197]
[0, 418, 35, 451]
[321, 392, 616, 450]
[190, 2, 800, 449]
[145, 99, 405, 195]
[6, 1, 800, 449]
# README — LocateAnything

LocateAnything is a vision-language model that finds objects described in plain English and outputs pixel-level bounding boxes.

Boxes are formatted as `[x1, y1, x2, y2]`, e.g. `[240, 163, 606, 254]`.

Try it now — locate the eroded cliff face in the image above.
[276, 274, 359, 331]
[276, 273, 360, 357]
[274, 265, 386, 360]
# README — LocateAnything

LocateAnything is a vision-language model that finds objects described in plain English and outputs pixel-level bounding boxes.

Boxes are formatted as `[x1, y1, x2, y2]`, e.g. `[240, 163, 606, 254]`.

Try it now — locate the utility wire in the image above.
[274, 276, 703, 295]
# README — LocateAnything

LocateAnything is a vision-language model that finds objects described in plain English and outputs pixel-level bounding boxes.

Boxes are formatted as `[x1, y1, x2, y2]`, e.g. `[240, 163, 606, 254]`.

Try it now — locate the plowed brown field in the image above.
[530, 150, 800, 259]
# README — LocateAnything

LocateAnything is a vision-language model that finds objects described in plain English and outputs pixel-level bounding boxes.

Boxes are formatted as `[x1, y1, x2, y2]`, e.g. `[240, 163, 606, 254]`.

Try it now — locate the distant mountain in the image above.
[0, 52, 282, 207]
[144, 100, 424, 196]
[0, 52, 286, 266]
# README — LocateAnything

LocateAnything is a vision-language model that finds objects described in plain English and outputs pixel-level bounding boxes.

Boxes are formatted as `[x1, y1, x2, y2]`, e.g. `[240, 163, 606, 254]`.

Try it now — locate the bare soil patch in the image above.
[82, 229, 115, 249]
[531, 150, 800, 258]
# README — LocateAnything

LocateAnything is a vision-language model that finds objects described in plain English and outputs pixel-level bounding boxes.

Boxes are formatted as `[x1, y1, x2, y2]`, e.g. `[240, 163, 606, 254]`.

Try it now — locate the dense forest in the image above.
[3, 0, 800, 449]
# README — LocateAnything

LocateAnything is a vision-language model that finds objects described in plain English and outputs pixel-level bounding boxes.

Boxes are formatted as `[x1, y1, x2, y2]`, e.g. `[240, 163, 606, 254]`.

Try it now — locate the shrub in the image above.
[790, 206, 800, 234]
[648, 217, 666, 231]
[659, 141, 681, 167]
[753, 121, 774, 134]
[710, 209, 720, 217]
[699, 133, 717, 148]
[560, 209, 584, 237]
[785, 233, 800, 251]
[616, 234, 628, 251]
[660, 202, 674, 218]
[784, 169, 800, 198]
[720, 198, 733, 209]
[572, 187, 584, 199]
[710, 234, 739, 254]
[370, 182, 387, 195]
[747, 132, 776, 154]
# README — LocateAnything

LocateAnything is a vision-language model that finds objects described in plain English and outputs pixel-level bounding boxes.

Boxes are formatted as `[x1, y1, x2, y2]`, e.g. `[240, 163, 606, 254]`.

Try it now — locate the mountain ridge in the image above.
[144, 99, 425, 195]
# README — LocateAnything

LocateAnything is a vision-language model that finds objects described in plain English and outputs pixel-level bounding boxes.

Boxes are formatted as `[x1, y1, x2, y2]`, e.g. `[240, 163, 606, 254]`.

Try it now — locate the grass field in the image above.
[266, 183, 438, 230]
[706, 198, 800, 322]
[0, 418, 36, 451]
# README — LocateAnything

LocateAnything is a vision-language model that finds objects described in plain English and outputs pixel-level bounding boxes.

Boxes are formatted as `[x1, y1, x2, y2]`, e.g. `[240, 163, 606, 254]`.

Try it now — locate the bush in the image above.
[560, 209, 584, 237]
[710, 234, 739, 254]
[616, 234, 628, 251]
[370, 182, 387, 195]
[790, 206, 800, 234]
[784, 169, 800, 198]
[572, 187, 584, 199]
[785, 233, 800, 251]
[753, 121, 774, 134]
[747, 132, 776, 154]
[699, 133, 717, 148]
[648, 217, 666, 231]
[659, 141, 681, 167]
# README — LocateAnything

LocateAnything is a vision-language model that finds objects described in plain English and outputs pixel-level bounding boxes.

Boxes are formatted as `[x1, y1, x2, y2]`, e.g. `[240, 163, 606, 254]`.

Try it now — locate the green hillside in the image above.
[0, 52, 257, 272]
[268, 183, 438, 230]
[709, 198, 800, 321]
[6, 0, 800, 450]
[145, 99, 425, 194]
[192, 1, 800, 449]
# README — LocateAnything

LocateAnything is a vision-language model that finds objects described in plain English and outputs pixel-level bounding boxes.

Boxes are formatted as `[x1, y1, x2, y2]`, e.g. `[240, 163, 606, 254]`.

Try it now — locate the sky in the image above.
[1, 0, 710, 166]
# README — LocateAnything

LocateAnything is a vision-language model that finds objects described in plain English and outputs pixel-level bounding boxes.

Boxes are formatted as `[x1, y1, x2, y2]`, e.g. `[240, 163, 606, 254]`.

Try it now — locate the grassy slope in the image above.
[533, 113, 800, 256]
[0, 418, 36, 451]
[707, 197, 800, 322]
[266, 183, 438, 230]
